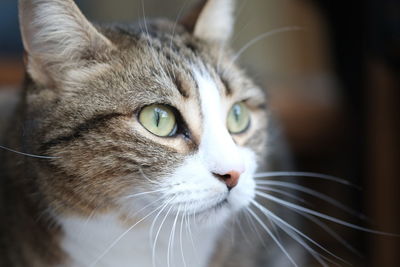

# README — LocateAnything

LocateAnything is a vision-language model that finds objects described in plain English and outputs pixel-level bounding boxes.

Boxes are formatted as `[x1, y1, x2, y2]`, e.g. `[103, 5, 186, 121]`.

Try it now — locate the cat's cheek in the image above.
[228, 175, 256, 211]
[161, 154, 226, 203]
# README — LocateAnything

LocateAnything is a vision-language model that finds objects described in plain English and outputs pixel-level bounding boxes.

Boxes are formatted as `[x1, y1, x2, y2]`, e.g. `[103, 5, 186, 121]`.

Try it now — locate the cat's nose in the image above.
[213, 170, 243, 191]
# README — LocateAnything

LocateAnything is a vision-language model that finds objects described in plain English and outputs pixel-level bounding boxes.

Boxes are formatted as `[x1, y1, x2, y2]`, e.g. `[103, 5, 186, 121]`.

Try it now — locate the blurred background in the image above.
[0, 0, 399, 266]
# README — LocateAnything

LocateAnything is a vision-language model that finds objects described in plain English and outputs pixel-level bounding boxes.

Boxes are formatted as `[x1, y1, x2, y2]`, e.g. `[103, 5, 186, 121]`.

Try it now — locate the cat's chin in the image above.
[192, 193, 254, 228]
[190, 200, 232, 227]
[184, 177, 256, 228]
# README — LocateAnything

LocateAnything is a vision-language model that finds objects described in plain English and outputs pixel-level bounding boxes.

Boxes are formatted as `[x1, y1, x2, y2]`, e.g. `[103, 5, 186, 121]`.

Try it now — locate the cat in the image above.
[0, 0, 364, 266]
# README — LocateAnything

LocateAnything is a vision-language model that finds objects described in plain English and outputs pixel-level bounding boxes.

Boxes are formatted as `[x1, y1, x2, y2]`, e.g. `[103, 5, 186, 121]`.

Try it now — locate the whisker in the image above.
[254, 171, 358, 188]
[275, 223, 335, 267]
[242, 209, 268, 247]
[169, 0, 189, 51]
[152, 200, 175, 267]
[252, 199, 349, 265]
[78, 205, 98, 237]
[167, 206, 180, 267]
[235, 212, 253, 245]
[150, 195, 173, 243]
[89, 197, 166, 267]
[179, 205, 187, 267]
[255, 191, 399, 236]
[140, 0, 171, 82]
[232, 26, 304, 62]
[255, 186, 308, 204]
[0, 144, 59, 159]
[149, 202, 168, 267]
[217, 1, 254, 73]
[139, 168, 162, 185]
[246, 207, 299, 267]
[300, 212, 362, 257]
[125, 196, 167, 225]
[256, 182, 366, 219]
[123, 188, 167, 200]
[185, 204, 199, 265]
[193, 204, 198, 229]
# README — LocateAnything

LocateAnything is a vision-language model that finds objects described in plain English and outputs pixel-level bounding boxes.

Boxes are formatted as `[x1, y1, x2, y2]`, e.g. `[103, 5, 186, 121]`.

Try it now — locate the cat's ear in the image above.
[181, 0, 235, 44]
[19, 0, 114, 87]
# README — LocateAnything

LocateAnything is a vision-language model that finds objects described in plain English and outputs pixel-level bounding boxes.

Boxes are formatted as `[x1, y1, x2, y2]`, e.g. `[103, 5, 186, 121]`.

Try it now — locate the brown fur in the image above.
[0, 1, 277, 266]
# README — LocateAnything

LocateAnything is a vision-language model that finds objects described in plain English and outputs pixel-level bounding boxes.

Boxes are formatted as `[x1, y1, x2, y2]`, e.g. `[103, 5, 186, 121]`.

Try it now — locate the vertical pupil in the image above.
[154, 108, 161, 127]
[233, 105, 241, 122]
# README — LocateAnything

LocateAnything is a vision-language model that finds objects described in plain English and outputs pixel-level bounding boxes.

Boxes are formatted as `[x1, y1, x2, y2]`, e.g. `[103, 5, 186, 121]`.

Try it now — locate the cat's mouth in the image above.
[194, 198, 229, 216]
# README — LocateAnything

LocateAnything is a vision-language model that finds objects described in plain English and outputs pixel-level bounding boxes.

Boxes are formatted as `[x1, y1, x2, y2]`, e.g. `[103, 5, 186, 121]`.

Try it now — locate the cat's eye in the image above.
[139, 104, 177, 137]
[227, 102, 251, 134]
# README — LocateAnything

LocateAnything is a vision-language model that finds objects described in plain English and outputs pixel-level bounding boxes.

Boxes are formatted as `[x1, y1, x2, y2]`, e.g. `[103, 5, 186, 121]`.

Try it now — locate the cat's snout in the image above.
[213, 170, 243, 191]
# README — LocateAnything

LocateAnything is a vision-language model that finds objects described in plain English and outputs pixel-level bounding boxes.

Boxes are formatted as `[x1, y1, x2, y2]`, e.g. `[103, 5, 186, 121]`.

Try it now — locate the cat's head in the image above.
[19, 0, 268, 226]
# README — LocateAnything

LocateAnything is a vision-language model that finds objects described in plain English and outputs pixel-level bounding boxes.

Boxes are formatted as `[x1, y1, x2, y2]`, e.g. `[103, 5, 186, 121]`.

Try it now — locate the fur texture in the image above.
[0, 0, 300, 266]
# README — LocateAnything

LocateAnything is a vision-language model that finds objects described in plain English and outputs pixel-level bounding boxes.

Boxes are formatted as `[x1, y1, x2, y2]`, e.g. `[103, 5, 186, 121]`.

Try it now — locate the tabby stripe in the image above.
[40, 113, 124, 152]
[172, 75, 190, 98]
[220, 76, 232, 96]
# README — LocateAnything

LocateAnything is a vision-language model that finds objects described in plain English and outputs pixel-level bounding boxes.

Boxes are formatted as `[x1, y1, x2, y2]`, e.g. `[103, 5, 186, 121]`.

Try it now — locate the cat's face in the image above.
[20, 0, 267, 226]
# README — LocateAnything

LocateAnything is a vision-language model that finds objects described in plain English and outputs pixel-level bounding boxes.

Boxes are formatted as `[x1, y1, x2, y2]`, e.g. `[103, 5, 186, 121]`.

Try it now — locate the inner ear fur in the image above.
[180, 0, 235, 44]
[180, 0, 208, 33]
[19, 0, 114, 87]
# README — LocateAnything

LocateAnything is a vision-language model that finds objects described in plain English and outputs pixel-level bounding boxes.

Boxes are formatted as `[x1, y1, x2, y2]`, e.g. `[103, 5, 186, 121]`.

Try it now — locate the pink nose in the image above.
[213, 170, 243, 190]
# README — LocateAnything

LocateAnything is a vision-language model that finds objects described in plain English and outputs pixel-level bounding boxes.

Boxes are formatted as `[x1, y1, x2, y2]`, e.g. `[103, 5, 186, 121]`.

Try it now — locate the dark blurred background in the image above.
[0, 0, 399, 266]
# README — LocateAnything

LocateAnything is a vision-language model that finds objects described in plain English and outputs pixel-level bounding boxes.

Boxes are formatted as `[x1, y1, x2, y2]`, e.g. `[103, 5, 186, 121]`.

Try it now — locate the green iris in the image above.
[227, 102, 251, 134]
[139, 104, 177, 137]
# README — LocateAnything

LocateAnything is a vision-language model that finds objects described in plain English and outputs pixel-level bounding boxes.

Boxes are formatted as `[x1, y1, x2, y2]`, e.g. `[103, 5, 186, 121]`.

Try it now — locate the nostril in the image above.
[213, 170, 242, 191]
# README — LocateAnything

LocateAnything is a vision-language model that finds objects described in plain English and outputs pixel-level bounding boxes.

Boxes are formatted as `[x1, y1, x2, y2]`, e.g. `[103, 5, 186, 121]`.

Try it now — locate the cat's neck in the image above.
[0, 156, 65, 267]
[0, 105, 64, 266]
[59, 213, 221, 267]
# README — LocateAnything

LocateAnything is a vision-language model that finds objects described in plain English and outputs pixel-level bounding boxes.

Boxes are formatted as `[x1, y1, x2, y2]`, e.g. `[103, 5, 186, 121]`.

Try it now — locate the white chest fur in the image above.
[58, 213, 221, 267]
